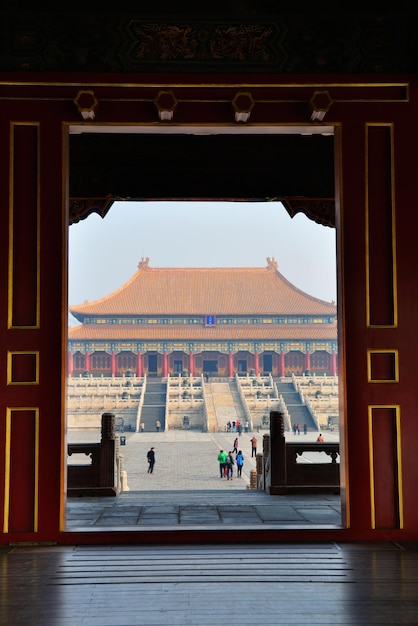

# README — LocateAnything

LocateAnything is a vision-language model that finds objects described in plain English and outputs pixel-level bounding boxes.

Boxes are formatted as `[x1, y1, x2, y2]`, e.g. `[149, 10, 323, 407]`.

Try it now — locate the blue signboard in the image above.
[205, 315, 215, 326]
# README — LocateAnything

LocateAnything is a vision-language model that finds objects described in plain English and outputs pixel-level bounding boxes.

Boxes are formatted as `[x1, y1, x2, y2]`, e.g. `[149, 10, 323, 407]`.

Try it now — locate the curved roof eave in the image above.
[69, 261, 337, 318]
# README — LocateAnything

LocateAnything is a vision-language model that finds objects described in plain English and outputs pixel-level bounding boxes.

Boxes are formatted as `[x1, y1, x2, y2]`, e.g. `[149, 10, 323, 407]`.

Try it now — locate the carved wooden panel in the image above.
[369, 406, 402, 529]
[367, 350, 398, 383]
[9, 124, 39, 328]
[4, 409, 38, 533]
[7, 352, 39, 385]
[0, 11, 409, 74]
[366, 125, 397, 327]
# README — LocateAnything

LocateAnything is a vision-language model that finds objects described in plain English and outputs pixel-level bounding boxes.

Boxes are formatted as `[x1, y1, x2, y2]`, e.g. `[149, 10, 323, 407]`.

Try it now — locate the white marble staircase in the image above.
[204, 380, 246, 431]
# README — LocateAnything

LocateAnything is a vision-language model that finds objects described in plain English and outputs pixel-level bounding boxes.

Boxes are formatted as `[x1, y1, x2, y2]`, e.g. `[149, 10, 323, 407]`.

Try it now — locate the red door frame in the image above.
[0, 74, 417, 544]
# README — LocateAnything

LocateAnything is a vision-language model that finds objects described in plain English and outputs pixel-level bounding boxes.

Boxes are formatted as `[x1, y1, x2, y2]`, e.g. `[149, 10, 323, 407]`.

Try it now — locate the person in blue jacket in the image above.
[235, 450, 244, 477]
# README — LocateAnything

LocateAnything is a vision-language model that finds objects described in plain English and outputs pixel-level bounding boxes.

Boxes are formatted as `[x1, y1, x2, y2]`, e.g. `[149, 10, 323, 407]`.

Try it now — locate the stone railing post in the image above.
[100, 412, 118, 492]
[260, 433, 270, 490]
[269, 410, 286, 494]
[249, 469, 258, 490]
[119, 454, 129, 491]
[255, 452, 263, 490]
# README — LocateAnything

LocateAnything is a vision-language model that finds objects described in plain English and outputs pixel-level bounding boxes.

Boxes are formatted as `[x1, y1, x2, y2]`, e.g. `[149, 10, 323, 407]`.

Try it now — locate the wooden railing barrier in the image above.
[67, 412, 121, 497]
[261, 410, 340, 495]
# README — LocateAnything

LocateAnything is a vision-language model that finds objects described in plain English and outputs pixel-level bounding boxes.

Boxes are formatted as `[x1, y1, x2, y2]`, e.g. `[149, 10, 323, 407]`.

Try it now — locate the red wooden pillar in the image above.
[331, 350, 337, 376]
[68, 351, 73, 377]
[228, 350, 234, 377]
[111, 351, 117, 377]
[305, 350, 311, 373]
[280, 350, 285, 377]
[335, 109, 415, 534]
[136, 352, 143, 377]
[85, 352, 91, 373]
[189, 352, 194, 376]
[254, 351, 259, 376]
[163, 351, 168, 377]
[0, 102, 67, 542]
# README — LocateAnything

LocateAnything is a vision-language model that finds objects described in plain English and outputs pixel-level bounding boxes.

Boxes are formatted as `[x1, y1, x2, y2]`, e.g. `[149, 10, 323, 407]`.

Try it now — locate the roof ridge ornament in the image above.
[266, 257, 278, 270]
[138, 257, 150, 270]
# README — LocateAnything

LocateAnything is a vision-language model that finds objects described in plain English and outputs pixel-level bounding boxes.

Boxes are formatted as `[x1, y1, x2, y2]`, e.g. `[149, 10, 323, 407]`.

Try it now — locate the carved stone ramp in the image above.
[205, 380, 246, 431]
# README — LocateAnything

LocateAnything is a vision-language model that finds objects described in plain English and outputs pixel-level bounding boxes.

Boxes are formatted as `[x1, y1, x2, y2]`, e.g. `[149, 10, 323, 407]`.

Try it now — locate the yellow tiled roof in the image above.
[70, 259, 336, 318]
[68, 322, 337, 341]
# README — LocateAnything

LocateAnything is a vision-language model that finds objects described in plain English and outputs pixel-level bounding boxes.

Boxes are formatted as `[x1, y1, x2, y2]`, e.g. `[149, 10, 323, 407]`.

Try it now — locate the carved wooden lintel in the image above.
[69, 197, 114, 225]
[69, 196, 336, 228]
[282, 197, 335, 228]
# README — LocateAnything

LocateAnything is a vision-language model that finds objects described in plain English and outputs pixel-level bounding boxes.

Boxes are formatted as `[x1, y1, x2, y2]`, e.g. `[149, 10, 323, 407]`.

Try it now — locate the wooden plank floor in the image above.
[1, 542, 418, 625]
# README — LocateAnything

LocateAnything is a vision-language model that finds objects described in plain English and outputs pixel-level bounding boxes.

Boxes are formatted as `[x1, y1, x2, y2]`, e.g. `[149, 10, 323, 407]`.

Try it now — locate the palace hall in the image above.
[68, 257, 337, 379]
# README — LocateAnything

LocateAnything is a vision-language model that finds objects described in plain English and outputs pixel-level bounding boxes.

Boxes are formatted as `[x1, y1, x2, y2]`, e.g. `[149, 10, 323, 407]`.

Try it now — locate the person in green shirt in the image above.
[217, 449, 227, 478]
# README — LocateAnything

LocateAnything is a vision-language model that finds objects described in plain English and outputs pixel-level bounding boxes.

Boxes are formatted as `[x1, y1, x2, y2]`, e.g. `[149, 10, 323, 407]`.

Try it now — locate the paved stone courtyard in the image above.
[66, 429, 342, 529]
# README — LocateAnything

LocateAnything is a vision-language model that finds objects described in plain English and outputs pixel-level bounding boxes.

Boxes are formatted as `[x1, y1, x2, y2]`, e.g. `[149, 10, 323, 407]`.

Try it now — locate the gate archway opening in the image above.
[66, 123, 342, 532]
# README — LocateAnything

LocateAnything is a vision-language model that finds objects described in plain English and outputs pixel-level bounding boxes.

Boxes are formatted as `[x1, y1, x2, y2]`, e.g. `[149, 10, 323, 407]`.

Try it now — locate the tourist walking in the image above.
[147, 447, 156, 473]
[250, 436, 258, 457]
[244, 420, 249, 433]
[140, 422, 145, 432]
[316, 433, 324, 442]
[217, 449, 227, 478]
[226, 451, 235, 480]
[233, 436, 239, 453]
[155, 419, 161, 432]
[236, 450, 244, 477]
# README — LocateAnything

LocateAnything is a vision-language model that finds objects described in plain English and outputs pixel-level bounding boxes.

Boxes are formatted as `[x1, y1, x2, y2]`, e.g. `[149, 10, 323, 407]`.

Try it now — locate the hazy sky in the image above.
[68, 201, 336, 325]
